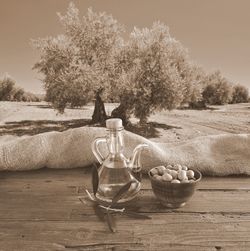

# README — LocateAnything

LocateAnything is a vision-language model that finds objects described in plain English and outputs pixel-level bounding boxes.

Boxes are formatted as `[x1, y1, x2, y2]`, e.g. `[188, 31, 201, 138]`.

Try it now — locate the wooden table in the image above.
[0, 168, 250, 251]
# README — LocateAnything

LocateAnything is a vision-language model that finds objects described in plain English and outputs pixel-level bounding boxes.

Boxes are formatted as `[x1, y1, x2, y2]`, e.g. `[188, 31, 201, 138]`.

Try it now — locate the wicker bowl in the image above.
[148, 169, 202, 208]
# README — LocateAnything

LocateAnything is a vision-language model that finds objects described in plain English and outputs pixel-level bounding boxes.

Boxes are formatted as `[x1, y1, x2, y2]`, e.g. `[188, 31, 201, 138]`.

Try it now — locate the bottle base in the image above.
[95, 185, 141, 205]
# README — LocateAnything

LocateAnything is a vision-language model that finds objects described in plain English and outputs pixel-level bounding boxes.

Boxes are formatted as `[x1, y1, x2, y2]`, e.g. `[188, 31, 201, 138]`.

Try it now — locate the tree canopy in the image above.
[202, 71, 233, 105]
[231, 84, 249, 104]
[112, 22, 204, 123]
[33, 3, 124, 113]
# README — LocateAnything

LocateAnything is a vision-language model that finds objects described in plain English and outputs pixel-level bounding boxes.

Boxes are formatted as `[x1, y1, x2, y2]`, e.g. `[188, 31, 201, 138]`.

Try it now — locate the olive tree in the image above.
[112, 22, 197, 124]
[0, 76, 40, 102]
[0, 76, 15, 101]
[202, 71, 233, 105]
[33, 3, 124, 123]
[231, 84, 249, 103]
[12, 87, 25, 101]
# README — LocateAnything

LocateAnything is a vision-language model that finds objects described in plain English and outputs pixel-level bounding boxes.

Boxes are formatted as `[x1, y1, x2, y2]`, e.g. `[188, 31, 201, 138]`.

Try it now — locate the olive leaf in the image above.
[92, 163, 99, 196]
[106, 211, 116, 233]
[132, 170, 142, 182]
[93, 204, 106, 222]
[111, 180, 135, 207]
[84, 189, 96, 202]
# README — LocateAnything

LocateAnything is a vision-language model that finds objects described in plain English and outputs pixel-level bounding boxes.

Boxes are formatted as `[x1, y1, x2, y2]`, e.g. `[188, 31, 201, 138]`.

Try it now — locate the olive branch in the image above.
[79, 163, 151, 233]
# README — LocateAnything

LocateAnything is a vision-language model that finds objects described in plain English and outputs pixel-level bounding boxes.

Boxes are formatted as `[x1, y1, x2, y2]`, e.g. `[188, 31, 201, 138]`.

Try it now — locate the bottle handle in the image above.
[91, 137, 107, 164]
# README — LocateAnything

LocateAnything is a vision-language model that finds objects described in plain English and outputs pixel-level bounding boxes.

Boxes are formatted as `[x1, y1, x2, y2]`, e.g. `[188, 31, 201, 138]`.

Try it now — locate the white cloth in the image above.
[0, 127, 249, 176]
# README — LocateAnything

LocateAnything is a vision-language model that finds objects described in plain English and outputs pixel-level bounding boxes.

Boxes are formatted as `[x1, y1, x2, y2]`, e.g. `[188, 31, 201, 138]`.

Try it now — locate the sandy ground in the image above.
[149, 103, 250, 143]
[0, 101, 249, 143]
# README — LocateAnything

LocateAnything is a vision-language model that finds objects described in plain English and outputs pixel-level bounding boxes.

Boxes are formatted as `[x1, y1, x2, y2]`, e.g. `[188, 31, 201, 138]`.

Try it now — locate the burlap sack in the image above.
[0, 127, 249, 176]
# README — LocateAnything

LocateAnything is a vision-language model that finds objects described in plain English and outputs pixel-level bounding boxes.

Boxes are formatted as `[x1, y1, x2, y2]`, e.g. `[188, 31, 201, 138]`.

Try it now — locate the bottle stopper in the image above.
[106, 118, 123, 129]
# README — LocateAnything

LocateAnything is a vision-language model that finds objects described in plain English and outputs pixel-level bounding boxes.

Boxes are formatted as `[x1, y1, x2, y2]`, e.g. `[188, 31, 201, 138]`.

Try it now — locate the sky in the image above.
[0, 0, 250, 93]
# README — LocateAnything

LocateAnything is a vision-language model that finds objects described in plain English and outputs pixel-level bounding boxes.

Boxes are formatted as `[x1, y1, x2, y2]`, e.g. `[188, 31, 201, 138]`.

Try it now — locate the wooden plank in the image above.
[0, 189, 250, 221]
[1, 176, 250, 198]
[1, 240, 249, 251]
[0, 168, 91, 182]
[194, 176, 250, 190]
[0, 168, 91, 196]
[0, 214, 250, 250]
[0, 170, 250, 220]
[128, 189, 250, 214]
[1, 168, 250, 192]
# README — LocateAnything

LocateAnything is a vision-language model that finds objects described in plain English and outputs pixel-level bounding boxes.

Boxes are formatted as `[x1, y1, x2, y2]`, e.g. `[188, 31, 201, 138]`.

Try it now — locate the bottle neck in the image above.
[107, 129, 124, 155]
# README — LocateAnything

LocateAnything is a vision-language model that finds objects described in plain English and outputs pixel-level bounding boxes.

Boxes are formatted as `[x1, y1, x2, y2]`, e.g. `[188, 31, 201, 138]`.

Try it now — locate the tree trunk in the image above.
[111, 103, 131, 127]
[91, 89, 107, 125]
[139, 116, 148, 126]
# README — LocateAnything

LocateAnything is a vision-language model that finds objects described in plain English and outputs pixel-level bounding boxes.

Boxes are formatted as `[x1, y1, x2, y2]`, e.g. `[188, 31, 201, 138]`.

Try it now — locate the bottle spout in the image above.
[128, 144, 149, 172]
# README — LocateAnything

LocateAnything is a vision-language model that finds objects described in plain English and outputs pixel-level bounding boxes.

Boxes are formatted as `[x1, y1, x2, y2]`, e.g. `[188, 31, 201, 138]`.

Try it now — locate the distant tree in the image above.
[22, 92, 41, 102]
[0, 76, 40, 102]
[202, 71, 233, 105]
[33, 3, 124, 124]
[21, 93, 30, 102]
[0, 77, 15, 101]
[231, 84, 249, 104]
[182, 65, 207, 108]
[112, 22, 193, 124]
[12, 87, 25, 101]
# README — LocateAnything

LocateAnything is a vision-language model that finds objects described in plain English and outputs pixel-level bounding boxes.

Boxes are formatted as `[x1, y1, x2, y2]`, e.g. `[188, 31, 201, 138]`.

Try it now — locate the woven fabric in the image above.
[0, 127, 249, 176]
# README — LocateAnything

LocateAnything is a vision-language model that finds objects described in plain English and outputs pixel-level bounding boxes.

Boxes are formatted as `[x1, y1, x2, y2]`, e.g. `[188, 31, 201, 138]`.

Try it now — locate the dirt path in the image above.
[149, 103, 250, 143]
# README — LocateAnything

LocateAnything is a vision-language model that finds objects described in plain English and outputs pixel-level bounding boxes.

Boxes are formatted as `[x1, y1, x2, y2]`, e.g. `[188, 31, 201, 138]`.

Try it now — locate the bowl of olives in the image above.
[148, 164, 202, 208]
